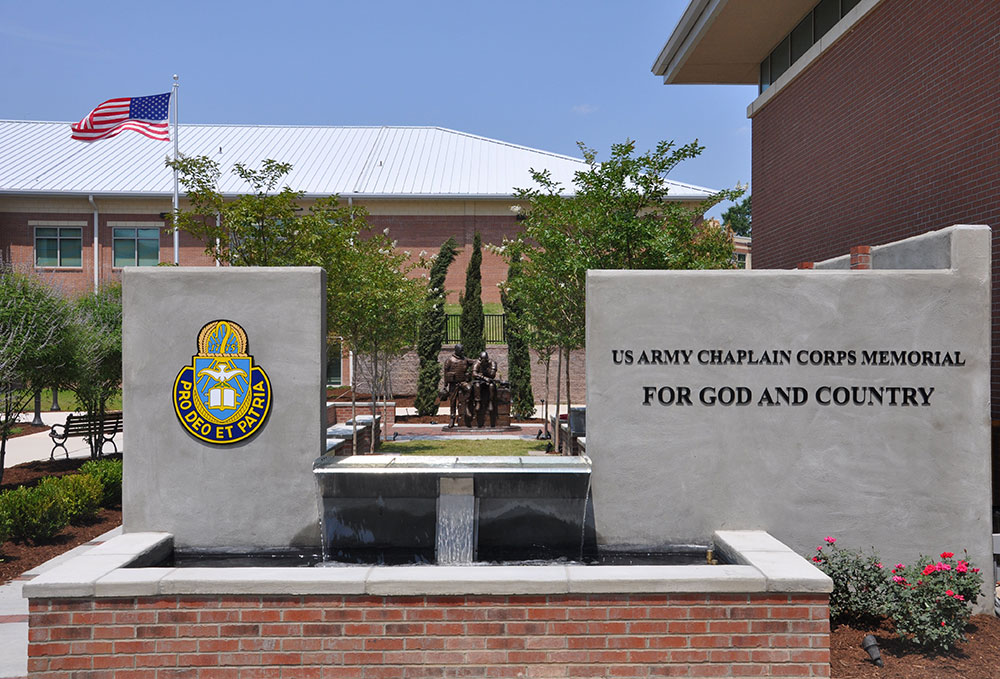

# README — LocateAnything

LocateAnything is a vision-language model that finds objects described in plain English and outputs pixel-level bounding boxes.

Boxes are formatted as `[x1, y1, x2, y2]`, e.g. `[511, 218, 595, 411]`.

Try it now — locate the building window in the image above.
[113, 228, 160, 267]
[759, 0, 867, 94]
[35, 227, 82, 267]
[327, 339, 343, 386]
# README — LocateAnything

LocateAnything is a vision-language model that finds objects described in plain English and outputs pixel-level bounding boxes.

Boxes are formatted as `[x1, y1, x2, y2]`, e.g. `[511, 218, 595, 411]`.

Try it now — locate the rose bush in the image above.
[810, 539, 983, 651]
[884, 552, 983, 650]
[811, 537, 888, 624]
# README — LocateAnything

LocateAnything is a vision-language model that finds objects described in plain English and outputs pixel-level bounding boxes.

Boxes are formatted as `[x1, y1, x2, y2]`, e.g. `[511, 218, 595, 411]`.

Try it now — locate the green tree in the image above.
[415, 237, 459, 416]
[722, 195, 751, 237]
[169, 156, 421, 452]
[500, 253, 534, 420]
[326, 229, 426, 453]
[66, 283, 123, 458]
[505, 139, 742, 449]
[0, 268, 71, 483]
[168, 156, 369, 267]
[459, 231, 485, 357]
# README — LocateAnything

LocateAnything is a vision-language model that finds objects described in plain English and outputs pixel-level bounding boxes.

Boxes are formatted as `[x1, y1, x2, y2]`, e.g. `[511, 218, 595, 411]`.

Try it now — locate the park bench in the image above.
[49, 411, 122, 460]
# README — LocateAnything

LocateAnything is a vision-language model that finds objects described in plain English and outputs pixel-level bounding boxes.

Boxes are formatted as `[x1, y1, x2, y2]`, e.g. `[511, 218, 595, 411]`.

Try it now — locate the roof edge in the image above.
[0, 189, 712, 202]
[651, 0, 723, 81]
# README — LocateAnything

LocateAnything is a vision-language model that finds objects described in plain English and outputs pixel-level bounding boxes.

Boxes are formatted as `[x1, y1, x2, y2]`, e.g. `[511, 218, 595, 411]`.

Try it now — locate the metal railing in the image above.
[445, 314, 506, 344]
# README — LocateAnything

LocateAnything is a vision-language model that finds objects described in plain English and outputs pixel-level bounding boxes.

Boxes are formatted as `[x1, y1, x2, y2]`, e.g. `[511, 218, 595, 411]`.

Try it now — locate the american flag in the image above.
[71, 92, 171, 142]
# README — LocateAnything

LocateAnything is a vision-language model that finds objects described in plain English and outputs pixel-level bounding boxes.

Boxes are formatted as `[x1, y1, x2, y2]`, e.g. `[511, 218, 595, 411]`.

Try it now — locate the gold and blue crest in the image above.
[173, 320, 271, 444]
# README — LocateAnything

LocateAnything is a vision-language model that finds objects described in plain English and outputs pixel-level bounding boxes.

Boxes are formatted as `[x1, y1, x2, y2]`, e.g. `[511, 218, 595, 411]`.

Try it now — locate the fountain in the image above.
[17, 265, 845, 679]
[312, 454, 593, 564]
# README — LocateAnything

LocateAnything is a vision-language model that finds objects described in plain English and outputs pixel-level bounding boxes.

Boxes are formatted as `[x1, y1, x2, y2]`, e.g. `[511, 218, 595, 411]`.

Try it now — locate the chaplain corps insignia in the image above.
[173, 320, 272, 444]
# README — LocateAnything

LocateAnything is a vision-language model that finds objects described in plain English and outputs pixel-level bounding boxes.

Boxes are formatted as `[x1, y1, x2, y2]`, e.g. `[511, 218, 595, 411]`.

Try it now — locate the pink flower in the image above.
[817, 546, 823, 552]
[956, 595, 965, 601]
[935, 563, 951, 572]
[945, 589, 955, 596]
[941, 552, 954, 559]
[894, 563, 905, 570]
[824, 536, 836, 544]
[892, 575, 905, 584]
[922, 564, 936, 576]
[957, 562, 968, 573]
[875, 562, 883, 569]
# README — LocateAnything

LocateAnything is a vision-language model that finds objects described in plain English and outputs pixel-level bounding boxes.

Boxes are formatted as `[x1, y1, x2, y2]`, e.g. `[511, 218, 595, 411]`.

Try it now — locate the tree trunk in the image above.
[554, 346, 562, 454]
[351, 353, 358, 455]
[370, 348, 379, 455]
[565, 347, 572, 456]
[565, 347, 572, 413]
[381, 355, 392, 443]
[543, 355, 550, 438]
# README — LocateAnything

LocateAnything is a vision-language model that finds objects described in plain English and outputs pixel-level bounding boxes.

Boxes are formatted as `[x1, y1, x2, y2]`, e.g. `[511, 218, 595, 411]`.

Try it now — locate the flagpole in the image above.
[172, 74, 180, 265]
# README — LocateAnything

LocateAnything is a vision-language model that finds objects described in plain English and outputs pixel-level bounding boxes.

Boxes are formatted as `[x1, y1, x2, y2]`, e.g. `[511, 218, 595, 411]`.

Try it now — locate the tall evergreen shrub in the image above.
[415, 237, 459, 415]
[501, 254, 534, 419]
[459, 231, 485, 357]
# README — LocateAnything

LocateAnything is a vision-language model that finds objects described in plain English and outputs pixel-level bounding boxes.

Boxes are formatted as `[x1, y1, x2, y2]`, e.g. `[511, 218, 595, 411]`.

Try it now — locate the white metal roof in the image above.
[0, 121, 715, 201]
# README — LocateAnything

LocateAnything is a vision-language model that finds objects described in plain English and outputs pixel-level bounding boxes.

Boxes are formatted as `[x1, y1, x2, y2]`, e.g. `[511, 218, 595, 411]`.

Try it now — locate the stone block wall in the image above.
[27, 592, 829, 678]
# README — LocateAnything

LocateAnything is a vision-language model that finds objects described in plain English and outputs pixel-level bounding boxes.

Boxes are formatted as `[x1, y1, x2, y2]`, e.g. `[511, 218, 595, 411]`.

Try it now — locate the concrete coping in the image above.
[324, 438, 347, 453]
[345, 415, 381, 425]
[313, 454, 592, 475]
[23, 530, 830, 599]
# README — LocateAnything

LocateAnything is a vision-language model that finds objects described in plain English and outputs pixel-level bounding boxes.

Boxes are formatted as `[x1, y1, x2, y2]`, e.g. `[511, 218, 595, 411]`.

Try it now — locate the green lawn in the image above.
[444, 303, 504, 315]
[378, 439, 547, 456]
[35, 389, 122, 413]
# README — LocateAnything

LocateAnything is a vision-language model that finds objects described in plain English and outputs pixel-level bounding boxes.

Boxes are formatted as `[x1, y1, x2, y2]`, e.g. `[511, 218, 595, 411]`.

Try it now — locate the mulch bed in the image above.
[831, 616, 1000, 677]
[0, 455, 122, 586]
[8, 423, 49, 438]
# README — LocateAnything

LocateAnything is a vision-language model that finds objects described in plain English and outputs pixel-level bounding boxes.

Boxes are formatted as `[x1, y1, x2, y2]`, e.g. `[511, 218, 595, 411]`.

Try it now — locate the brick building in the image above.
[0, 121, 715, 393]
[654, 0, 1000, 426]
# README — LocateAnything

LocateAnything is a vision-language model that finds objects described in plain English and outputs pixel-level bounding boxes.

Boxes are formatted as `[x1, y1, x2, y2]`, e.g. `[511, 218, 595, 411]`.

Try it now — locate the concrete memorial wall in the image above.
[122, 267, 326, 550]
[586, 225, 992, 577]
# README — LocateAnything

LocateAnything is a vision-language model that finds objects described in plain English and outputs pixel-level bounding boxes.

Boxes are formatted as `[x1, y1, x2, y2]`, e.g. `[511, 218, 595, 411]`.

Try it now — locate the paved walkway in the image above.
[3, 412, 123, 469]
[0, 527, 122, 678]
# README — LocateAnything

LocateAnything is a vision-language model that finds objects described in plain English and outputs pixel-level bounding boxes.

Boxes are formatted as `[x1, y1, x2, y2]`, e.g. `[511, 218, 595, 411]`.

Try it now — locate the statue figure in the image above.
[442, 344, 473, 428]
[472, 350, 499, 427]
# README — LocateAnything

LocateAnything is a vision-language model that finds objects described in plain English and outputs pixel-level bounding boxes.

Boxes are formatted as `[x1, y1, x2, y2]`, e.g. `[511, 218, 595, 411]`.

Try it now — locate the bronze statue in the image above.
[472, 350, 499, 427]
[442, 344, 473, 427]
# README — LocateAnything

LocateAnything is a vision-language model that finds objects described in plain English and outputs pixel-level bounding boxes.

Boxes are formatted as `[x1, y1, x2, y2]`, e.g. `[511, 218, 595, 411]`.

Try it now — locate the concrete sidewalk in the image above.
[3, 412, 123, 468]
[0, 527, 122, 678]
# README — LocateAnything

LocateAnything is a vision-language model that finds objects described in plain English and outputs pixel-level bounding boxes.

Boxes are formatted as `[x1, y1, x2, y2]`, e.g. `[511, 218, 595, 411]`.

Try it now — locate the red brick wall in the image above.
[751, 0, 1000, 416]
[0, 211, 521, 304]
[0, 211, 213, 296]
[366, 214, 522, 305]
[377, 347, 587, 405]
[28, 592, 829, 678]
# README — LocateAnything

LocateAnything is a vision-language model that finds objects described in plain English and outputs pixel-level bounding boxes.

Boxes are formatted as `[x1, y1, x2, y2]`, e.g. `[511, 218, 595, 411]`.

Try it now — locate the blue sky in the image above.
[1, 0, 755, 217]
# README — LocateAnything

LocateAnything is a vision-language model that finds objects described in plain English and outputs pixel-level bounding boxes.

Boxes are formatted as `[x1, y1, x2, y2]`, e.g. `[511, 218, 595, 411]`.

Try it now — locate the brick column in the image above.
[849, 246, 872, 270]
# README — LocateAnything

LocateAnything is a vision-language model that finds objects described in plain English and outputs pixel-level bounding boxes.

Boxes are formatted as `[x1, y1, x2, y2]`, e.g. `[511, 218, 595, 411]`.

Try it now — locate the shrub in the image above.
[884, 552, 983, 651]
[0, 485, 67, 544]
[0, 502, 10, 545]
[811, 536, 888, 624]
[39, 474, 102, 524]
[81, 458, 123, 506]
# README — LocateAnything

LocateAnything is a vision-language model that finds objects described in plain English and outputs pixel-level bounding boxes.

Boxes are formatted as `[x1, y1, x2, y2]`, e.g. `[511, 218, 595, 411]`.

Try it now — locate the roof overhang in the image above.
[652, 0, 817, 84]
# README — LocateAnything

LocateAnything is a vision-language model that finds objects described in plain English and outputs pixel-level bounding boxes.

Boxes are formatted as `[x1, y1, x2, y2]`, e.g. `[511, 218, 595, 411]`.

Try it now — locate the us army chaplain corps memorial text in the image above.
[585, 225, 992, 610]
[613, 347, 966, 409]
